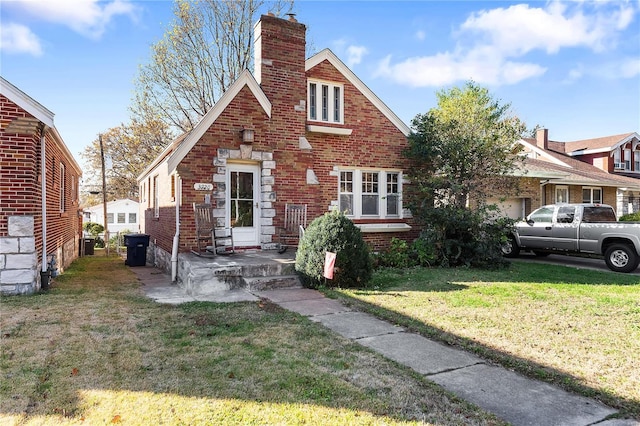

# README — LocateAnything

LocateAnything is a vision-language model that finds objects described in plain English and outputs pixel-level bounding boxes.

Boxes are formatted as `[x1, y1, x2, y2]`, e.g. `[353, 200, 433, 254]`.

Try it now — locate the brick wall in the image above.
[1, 95, 81, 294]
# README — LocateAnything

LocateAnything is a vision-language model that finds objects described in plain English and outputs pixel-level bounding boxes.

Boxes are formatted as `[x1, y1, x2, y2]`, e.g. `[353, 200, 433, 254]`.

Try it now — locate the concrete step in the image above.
[176, 251, 298, 296]
[243, 275, 301, 291]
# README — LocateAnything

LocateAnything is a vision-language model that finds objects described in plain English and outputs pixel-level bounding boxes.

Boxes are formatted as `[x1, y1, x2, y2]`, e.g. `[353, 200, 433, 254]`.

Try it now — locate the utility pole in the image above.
[99, 134, 109, 256]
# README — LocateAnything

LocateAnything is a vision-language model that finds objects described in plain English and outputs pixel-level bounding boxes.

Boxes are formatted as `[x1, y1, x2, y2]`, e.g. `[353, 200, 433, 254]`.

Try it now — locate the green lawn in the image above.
[325, 261, 640, 419]
[0, 255, 502, 426]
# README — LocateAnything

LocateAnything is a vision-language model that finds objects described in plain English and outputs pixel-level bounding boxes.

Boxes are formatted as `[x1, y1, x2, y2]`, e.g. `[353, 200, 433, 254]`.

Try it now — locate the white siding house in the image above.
[84, 199, 140, 235]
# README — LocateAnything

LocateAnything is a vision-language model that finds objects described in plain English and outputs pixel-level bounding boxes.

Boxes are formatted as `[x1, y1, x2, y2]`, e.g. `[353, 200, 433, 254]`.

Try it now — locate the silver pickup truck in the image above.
[502, 203, 640, 273]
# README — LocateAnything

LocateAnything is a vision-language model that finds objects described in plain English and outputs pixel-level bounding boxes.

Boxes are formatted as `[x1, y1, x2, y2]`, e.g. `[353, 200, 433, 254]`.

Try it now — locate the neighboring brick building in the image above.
[138, 14, 416, 274]
[1, 77, 82, 295]
[502, 129, 640, 219]
[546, 132, 640, 215]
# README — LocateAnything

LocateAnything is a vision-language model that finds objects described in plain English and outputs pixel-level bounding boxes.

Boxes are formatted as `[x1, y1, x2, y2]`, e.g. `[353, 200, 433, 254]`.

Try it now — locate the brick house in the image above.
[1, 77, 82, 295]
[138, 14, 416, 277]
[492, 129, 640, 219]
[547, 132, 640, 215]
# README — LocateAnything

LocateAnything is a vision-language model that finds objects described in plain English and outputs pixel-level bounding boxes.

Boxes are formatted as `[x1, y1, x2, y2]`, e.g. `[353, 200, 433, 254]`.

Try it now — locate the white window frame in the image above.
[555, 185, 569, 203]
[153, 175, 159, 218]
[338, 169, 402, 219]
[308, 80, 344, 124]
[582, 186, 602, 203]
[634, 149, 640, 172]
[128, 213, 137, 224]
[624, 148, 632, 170]
[117, 212, 126, 224]
[59, 163, 65, 212]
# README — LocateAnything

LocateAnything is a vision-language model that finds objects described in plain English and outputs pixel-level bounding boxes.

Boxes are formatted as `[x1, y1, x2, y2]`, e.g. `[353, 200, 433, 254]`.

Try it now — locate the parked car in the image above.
[502, 203, 640, 273]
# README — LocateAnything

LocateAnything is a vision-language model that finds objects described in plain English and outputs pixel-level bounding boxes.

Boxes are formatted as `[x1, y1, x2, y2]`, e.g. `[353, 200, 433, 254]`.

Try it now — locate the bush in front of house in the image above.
[373, 237, 436, 269]
[619, 212, 640, 222]
[413, 204, 512, 270]
[295, 210, 372, 289]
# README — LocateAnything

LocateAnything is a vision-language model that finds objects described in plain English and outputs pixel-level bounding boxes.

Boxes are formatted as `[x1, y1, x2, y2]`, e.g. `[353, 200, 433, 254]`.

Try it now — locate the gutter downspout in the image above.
[171, 175, 180, 282]
[40, 125, 47, 274]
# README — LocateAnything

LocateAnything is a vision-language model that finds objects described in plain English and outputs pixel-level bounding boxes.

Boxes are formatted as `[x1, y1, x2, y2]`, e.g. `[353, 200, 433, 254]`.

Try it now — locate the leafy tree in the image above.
[405, 81, 527, 268]
[133, 0, 294, 132]
[81, 115, 173, 204]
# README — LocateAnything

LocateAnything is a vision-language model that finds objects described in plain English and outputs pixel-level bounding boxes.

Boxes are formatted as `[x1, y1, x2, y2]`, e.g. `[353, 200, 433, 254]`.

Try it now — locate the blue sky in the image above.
[2, 0, 639, 171]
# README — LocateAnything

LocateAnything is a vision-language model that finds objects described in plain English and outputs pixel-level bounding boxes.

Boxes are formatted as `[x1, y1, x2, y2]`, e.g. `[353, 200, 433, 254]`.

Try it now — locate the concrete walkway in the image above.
[130, 266, 638, 426]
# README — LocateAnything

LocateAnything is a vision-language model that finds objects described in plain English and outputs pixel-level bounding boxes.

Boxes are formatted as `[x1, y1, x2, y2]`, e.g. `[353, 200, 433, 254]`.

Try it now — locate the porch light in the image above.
[241, 127, 255, 143]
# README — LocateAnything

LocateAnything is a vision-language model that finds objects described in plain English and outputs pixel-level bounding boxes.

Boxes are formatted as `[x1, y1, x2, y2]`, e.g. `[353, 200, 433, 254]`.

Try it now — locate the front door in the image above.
[227, 164, 260, 247]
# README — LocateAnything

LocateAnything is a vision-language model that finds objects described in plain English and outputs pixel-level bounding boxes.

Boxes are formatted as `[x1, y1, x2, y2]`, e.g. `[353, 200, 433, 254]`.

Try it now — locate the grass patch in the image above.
[324, 262, 640, 419]
[0, 255, 504, 425]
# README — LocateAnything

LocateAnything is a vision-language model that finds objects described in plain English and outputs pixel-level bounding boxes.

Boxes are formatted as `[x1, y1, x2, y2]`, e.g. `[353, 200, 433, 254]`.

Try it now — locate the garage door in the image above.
[487, 198, 525, 219]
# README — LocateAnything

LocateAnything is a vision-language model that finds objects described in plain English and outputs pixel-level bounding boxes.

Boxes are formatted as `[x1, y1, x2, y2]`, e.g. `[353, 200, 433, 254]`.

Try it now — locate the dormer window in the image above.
[308, 80, 343, 124]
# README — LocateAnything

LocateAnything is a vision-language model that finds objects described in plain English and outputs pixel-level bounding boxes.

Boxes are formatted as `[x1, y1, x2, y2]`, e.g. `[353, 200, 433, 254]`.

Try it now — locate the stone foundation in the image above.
[1, 216, 38, 295]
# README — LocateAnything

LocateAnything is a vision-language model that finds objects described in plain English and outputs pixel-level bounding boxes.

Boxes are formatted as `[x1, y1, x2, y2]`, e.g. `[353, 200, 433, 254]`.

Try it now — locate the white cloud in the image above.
[376, 52, 546, 87]
[7, 0, 139, 39]
[415, 30, 426, 41]
[346, 45, 368, 67]
[376, 1, 637, 87]
[578, 57, 640, 80]
[0, 23, 43, 56]
[460, 1, 636, 54]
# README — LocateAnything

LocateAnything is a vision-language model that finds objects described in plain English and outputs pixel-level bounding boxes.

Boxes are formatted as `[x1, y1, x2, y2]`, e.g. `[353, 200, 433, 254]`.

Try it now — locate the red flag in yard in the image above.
[324, 252, 336, 279]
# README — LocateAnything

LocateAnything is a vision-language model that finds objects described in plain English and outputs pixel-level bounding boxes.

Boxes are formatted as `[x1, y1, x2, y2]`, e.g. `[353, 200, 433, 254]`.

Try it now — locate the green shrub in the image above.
[94, 236, 105, 248]
[374, 237, 436, 269]
[619, 212, 640, 221]
[415, 205, 511, 269]
[374, 238, 411, 268]
[83, 222, 104, 236]
[295, 210, 372, 289]
[84, 222, 105, 248]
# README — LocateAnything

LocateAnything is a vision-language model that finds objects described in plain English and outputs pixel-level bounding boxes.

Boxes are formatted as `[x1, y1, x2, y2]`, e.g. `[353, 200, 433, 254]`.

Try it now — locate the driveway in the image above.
[513, 253, 640, 276]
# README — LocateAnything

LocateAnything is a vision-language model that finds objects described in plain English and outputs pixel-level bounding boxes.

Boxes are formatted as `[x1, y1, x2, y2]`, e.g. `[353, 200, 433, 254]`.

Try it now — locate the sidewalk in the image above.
[130, 266, 638, 426]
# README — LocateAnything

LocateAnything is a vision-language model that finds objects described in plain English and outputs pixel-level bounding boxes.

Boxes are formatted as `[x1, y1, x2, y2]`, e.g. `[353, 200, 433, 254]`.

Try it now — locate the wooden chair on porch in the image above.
[192, 203, 234, 256]
[277, 204, 307, 254]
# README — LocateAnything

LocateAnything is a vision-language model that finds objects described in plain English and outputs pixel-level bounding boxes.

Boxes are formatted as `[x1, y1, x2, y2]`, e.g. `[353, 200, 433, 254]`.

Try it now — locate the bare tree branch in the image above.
[132, 0, 294, 133]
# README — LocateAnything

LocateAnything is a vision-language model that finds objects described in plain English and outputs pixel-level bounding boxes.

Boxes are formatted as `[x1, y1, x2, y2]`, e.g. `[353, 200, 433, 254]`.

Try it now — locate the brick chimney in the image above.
[253, 14, 306, 103]
[536, 128, 549, 150]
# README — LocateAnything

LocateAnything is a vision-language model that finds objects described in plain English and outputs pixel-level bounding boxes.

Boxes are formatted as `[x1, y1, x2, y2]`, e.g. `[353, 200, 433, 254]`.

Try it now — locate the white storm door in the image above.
[227, 164, 260, 247]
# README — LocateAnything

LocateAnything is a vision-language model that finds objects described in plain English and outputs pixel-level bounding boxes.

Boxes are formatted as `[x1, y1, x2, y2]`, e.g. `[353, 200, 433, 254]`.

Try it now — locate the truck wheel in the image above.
[501, 237, 520, 258]
[604, 244, 640, 273]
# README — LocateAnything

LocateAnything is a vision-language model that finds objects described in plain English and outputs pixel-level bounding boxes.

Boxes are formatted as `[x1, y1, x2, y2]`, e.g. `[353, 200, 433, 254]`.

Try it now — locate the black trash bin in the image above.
[124, 233, 150, 267]
[82, 237, 95, 255]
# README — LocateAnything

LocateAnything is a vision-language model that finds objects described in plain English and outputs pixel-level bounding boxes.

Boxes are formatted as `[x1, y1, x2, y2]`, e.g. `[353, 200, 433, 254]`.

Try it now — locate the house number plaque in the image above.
[194, 183, 213, 191]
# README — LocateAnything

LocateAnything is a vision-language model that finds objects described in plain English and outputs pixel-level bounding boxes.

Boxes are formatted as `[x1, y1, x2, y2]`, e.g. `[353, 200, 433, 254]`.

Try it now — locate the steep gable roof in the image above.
[562, 132, 639, 156]
[1, 76, 81, 175]
[164, 70, 271, 174]
[306, 49, 411, 137]
[517, 138, 640, 190]
[1, 76, 54, 128]
[520, 138, 571, 167]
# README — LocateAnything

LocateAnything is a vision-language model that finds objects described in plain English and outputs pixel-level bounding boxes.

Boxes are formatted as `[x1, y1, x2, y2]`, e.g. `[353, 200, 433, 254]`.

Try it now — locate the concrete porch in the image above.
[176, 249, 300, 296]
